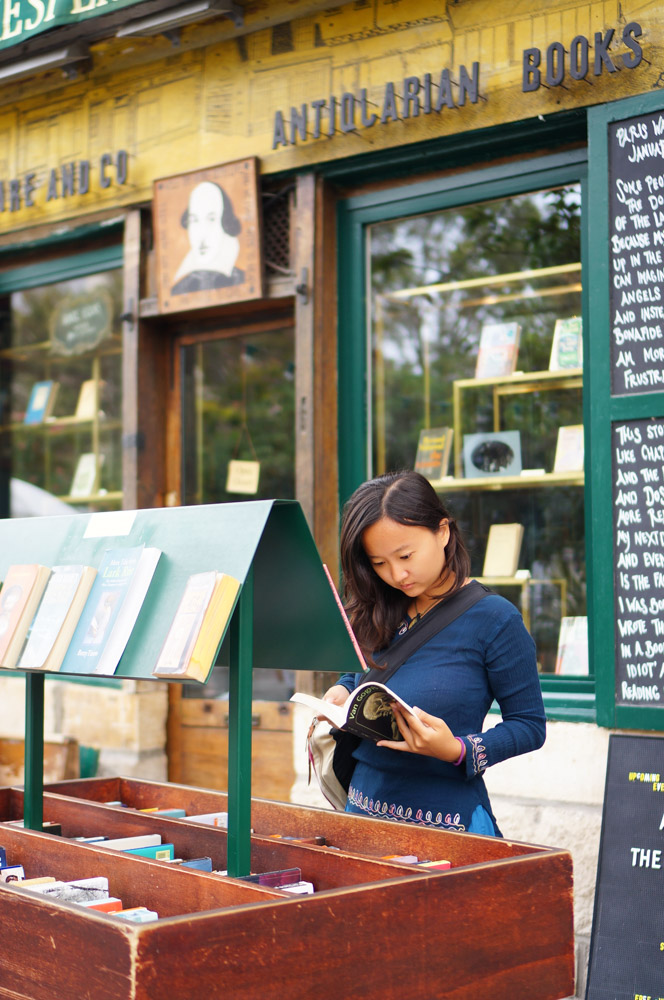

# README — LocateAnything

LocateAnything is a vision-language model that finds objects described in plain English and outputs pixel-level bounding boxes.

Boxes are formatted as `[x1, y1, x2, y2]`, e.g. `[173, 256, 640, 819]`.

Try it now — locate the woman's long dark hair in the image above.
[340, 470, 470, 658]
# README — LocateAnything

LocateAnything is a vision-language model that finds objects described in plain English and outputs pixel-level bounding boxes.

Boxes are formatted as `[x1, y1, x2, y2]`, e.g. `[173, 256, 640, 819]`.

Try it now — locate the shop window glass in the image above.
[180, 325, 295, 699]
[0, 270, 123, 516]
[368, 185, 584, 675]
[181, 327, 295, 508]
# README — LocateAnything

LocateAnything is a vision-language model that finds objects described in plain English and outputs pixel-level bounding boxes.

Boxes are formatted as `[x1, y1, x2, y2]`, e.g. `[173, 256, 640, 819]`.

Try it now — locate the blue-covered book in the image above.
[24, 381, 58, 425]
[59, 545, 161, 676]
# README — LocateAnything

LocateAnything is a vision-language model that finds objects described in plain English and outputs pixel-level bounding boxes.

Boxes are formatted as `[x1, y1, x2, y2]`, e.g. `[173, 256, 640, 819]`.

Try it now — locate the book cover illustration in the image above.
[291, 682, 415, 743]
[0, 564, 52, 668]
[152, 570, 240, 683]
[475, 322, 521, 379]
[414, 427, 454, 481]
[18, 564, 97, 672]
[23, 381, 59, 425]
[60, 546, 161, 676]
[549, 316, 582, 371]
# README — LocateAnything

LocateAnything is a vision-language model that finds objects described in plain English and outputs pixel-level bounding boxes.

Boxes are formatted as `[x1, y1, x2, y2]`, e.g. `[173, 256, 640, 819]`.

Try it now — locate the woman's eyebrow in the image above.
[367, 543, 411, 558]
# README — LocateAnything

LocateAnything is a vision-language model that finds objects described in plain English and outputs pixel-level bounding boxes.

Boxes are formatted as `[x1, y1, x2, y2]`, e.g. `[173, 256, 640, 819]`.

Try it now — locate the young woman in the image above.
[323, 470, 546, 836]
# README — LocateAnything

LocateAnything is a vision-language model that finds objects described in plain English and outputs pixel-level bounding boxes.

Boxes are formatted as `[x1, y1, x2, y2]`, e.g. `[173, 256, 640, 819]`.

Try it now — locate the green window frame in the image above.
[336, 144, 594, 722]
[588, 90, 664, 732]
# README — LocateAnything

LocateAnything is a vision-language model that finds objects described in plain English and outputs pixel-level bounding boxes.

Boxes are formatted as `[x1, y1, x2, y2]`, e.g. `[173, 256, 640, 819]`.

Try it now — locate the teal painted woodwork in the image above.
[0, 244, 123, 293]
[588, 91, 664, 732]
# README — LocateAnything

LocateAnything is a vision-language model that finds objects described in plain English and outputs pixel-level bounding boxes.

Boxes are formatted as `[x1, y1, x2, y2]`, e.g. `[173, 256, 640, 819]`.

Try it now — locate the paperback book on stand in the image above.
[18, 564, 97, 672]
[553, 425, 584, 473]
[152, 570, 241, 683]
[74, 379, 101, 420]
[414, 427, 454, 481]
[23, 381, 59, 425]
[291, 682, 415, 742]
[69, 452, 102, 499]
[59, 546, 161, 676]
[0, 564, 52, 668]
[549, 316, 582, 371]
[475, 321, 521, 379]
[482, 523, 524, 577]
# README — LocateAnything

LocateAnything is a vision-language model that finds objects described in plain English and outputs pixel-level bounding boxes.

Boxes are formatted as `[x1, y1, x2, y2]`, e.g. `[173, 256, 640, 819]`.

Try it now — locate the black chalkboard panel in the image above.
[586, 734, 664, 999]
[613, 417, 664, 709]
[609, 108, 664, 396]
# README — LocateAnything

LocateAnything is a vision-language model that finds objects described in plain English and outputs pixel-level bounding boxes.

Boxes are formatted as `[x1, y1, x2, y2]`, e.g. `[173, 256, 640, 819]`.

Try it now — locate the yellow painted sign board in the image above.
[0, 0, 662, 234]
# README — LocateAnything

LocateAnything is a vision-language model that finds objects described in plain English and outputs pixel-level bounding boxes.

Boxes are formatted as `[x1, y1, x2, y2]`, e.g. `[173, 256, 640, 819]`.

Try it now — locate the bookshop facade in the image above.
[0, 1, 663, 990]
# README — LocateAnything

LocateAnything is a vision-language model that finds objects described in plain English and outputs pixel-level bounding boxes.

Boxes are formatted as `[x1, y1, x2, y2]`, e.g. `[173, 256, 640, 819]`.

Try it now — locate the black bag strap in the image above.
[364, 580, 491, 685]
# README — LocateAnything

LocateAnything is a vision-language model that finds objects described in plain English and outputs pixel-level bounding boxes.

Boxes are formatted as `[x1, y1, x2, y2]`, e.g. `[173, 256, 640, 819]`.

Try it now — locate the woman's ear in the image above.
[438, 518, 450, 544]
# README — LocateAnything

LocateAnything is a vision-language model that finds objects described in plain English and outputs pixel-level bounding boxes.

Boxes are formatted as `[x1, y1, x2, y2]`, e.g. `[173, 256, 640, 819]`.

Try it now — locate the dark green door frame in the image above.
[588, 90, 664, 731]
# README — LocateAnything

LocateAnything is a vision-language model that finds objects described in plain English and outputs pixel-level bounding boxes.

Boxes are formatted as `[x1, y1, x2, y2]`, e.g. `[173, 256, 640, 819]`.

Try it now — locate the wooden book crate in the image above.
[0, 777, 578, 1000]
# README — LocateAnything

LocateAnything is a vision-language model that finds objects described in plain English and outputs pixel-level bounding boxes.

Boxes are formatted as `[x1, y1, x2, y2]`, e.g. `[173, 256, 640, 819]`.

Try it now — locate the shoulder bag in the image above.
[307, 580, 490, 810]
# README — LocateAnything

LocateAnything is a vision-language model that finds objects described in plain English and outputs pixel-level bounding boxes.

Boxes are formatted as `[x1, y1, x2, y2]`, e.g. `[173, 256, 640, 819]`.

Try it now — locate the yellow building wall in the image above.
[0, 0, 662, 235]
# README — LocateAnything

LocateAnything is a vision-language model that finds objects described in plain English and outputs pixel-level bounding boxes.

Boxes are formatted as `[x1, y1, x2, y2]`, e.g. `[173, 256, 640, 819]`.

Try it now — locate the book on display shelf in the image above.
[23, 381, 59, 425]
[74, 379, 101, 420]
[555, 616, 589, 676]
[69, 452, 103, 498]
[414, 427, 454, 481]
[475, 321, 521, 379]
[152, 570, 240, 683]
[59, 546, 161, 677]
[482, 523, 524, 577]
[553, 424, 584, 473]
[18, 564, 97, 672]
[0, 563, 52, 669]
[549, 316, 582, 371]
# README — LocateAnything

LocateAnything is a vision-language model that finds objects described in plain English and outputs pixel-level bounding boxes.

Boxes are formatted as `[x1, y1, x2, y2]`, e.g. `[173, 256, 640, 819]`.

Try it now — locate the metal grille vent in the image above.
[262, 183, 293, 277]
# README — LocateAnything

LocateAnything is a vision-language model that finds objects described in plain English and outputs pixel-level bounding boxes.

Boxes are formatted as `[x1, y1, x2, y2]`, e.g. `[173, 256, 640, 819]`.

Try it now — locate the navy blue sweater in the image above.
[337, 594, 546, 833]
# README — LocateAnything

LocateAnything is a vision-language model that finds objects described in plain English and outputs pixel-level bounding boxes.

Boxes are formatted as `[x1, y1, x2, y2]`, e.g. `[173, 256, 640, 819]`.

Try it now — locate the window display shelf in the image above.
[431, 470, 584, 491]
[57, 491, 124, 505]
[452, 368, 583, 478]
[0, 337, 122, 358]
[473, 576, 568, 632]
[4, 418, 121, 435]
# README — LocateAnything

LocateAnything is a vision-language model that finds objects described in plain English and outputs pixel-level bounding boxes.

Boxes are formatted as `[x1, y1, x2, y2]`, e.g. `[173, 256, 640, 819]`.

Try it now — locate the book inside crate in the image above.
[0, 778, 574, 1000]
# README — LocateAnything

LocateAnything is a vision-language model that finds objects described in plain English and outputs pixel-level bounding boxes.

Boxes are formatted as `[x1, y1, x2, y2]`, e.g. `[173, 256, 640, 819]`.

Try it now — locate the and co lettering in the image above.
[0, 151, 128, 214]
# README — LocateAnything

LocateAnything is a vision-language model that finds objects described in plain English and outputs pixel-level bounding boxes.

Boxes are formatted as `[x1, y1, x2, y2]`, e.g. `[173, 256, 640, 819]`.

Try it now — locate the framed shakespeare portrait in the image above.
[154, 158, 263, 314]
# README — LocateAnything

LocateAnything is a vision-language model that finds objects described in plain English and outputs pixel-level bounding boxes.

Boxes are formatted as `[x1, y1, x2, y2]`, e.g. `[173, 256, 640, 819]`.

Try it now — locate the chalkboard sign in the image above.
[586, 734, 664, 999]
[609, 108, 664, 396]
[613, 417, 664, 709]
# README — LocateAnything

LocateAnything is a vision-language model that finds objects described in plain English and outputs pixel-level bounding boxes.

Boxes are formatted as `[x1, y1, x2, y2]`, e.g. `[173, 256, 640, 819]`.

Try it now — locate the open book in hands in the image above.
[290, 682, 415, 742]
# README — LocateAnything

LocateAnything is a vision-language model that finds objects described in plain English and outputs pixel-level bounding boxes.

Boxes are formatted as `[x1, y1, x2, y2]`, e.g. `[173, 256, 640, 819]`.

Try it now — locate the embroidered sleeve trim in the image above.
[468, 733, 488, 775]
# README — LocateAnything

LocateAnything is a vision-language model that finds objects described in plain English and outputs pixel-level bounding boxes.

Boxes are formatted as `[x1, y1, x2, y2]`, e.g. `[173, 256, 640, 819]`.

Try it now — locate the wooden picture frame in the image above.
[153, 158, 263, 314]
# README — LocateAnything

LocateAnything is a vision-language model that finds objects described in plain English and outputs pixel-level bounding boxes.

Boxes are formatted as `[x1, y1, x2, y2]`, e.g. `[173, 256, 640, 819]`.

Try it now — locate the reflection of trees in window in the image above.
[183, 329, 295, 505]
[8, 271, 123, 498]
[369, 186, 585, 673]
